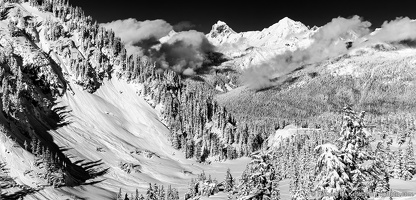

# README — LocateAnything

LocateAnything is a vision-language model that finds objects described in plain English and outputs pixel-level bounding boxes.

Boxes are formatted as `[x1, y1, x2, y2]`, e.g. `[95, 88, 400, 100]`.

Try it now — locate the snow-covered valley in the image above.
[0, 0, 416, 199]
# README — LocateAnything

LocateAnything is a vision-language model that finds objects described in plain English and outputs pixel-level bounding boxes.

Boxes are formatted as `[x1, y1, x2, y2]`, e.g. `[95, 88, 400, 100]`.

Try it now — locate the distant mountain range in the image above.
[205, 17, 315, 69]
[161, 17, 356, 69]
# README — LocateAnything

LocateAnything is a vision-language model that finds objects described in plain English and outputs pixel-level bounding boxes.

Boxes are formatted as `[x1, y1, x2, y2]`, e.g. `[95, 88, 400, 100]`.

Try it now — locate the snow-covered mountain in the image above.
[205, 17, 314, 69]
[207, 17, 311, 48]
[159, 17, 314, 69]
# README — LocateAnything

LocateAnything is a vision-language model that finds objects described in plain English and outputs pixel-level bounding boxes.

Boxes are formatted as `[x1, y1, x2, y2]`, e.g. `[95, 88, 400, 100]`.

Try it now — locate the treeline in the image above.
[129, 67, 274, 161]
[226, 108, 416, 200]
[116, 184, 180, 200]
[185, 171, 221, 199]
[127, 59, 352, 163]
[179, 108, 415, 199]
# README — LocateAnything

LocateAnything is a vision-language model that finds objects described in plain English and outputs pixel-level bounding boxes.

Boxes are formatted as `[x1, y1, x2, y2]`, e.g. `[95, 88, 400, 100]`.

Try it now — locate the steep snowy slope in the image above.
[0, 77, 250, 199]
[32, 79, 250, 199]
[0, 2, 251, 199]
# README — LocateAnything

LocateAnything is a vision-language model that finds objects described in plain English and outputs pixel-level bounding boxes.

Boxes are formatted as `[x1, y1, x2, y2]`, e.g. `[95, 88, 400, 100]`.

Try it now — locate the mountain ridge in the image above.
[206, 17, 310, 48]
[203, 17, 314, 69]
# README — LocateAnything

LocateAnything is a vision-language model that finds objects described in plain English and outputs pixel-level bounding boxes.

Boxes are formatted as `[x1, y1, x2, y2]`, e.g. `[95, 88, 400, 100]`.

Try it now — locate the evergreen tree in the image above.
[135, 188, 139, 200]
[337, 109, 377, 199]
[172, 188, 179, 200]
[171, 132, 180, 149]
[372, 141, 390, 195]
[402, 165, 413, 181]
[30, 136, 36, 154]
[270, 179, 280, 200]
[185, 178, 197, 198]
[35, 139, 41, 157]
[374, 171, 390, 195]
[44, 147, 51, 170]
[237, 150, 280, 199]
[159, 185, 165, 199]
[117, 188, 122, 200]
[315, 108, 379, 199]
[2, 79, 10, 114]
[224, 168, 234, 192]
[315, 143, 348, 199]
[146, 183, 156, 200]
[397, 132, 407, 146]
[392, 149, 409, 180]
[405, 139, 416, 175]
[166, 185, 173, 200]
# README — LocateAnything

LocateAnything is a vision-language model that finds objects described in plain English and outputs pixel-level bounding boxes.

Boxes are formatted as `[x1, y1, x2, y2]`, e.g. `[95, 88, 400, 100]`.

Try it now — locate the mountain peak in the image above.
[264, 17, 309, 38]
[270, 17, 306, 29]
[279, 17, 295, 24]
[209, 20, 236, 38]
[214, 20, 228, 27]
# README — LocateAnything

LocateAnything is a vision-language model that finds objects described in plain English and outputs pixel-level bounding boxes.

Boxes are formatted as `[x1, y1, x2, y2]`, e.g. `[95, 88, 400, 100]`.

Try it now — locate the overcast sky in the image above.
[69, 0, 416, 33]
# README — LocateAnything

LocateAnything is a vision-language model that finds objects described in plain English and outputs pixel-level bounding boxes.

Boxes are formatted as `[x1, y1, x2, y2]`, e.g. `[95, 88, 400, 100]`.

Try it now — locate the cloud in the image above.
[242, 16, 372, 90]
[173, 21, 196, 32]
[149, 30, 215, 75]
[102, 19, 224, 76]
[306, 16, 371, 62]
[101, 18, 172, 54]
[369, 17, 416, 43]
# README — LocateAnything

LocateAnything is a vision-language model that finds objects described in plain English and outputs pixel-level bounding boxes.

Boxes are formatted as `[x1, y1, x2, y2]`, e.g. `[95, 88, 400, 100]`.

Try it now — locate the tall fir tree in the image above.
[117, 188, 122, 200]
[374, 171, 390, 195]
[224, 168, 234, 192]
[237, 150, 280, 199]
[315, 143, 348, 199]
[315, 108, 380, 199]
[135, 188, 139, 200]
[405, 139, 416, 175]
[146, 183, 156, 200]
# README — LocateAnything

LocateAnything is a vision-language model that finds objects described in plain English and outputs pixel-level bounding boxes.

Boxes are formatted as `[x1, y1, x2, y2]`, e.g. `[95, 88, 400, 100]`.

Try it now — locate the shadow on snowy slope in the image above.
[27, 97, 109, 187]
[0, 162, 40, 200]
[0, 53, 107, 194]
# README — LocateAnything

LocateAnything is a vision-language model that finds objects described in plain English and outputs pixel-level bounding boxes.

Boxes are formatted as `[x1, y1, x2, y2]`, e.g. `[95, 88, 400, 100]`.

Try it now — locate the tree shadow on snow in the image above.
[69, 159, 110, 186]
[1, 187, 40, 200]
[27, 110, 109, 187]
[1, 96, 107, 189]
[0, 163, 40, 200]
[0, 31, 109, 196]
